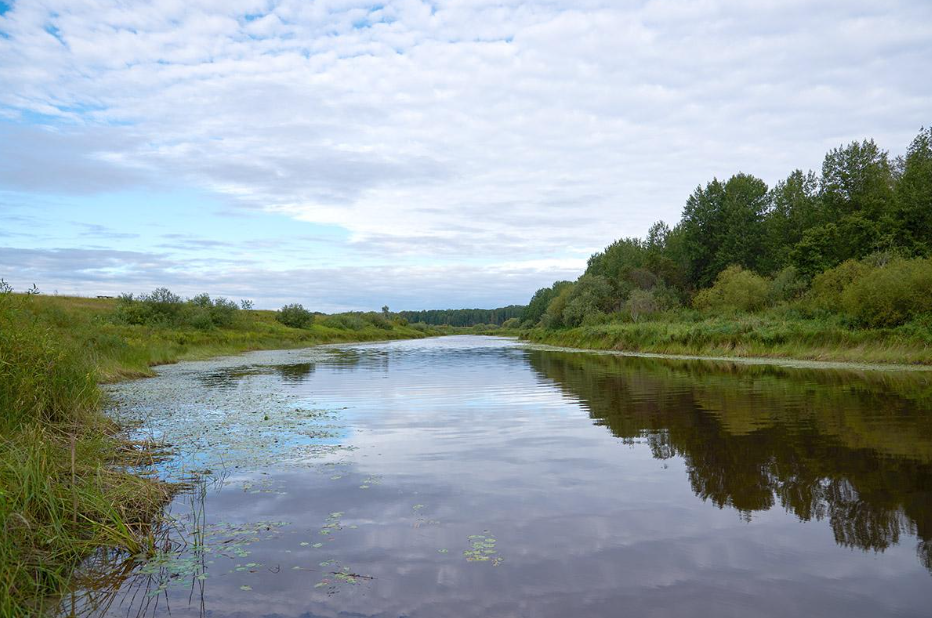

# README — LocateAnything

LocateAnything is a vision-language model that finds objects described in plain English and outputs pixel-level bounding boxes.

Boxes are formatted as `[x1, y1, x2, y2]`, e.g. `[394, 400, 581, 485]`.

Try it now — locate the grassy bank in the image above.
[0, 292, 436, 617]
[520, 309, 932, 365]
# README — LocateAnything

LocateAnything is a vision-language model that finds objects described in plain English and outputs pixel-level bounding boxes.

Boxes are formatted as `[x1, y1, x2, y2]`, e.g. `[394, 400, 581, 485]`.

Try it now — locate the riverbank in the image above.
[0, 293, 437, 617]
[518, 311, 932, 366]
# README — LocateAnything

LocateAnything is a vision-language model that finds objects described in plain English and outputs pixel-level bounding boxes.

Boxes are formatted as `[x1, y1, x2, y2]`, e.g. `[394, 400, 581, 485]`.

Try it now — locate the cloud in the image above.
[74, 222, 141, 240]
[0, 246, 584, 310]
[0, 0, 930, 306]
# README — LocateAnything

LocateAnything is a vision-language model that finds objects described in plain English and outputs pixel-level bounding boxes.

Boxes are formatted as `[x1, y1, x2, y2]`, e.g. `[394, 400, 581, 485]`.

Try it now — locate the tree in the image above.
[820, 139, 895, 222]
[276, 304, 313, 328]
[562, 275, 613, 326]
[762, 169, 820, 273]
[893, 127, 932, 255]
[680, 174, 768, 287]
[523, 282, 572, 325]
[626, 289, 659, 322]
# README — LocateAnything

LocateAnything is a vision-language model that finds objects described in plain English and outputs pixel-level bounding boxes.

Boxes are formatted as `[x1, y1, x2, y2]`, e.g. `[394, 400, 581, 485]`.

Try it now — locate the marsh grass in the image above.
[0, 291, 435, 616]
[521, 309, 932, 365]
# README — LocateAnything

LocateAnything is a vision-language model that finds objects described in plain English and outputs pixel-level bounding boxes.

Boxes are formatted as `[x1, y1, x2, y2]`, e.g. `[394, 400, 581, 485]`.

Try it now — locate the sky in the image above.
[1, 1, 930, 311]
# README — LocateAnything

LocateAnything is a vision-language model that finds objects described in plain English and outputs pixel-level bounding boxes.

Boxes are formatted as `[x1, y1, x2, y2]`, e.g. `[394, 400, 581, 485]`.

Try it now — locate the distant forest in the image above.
[398, 306, 525, 327]
[523, 127, 932, 329]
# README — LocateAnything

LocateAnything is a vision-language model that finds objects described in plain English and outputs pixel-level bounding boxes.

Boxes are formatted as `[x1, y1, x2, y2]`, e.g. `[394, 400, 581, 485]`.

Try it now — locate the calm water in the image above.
[67, 336, 932, 617]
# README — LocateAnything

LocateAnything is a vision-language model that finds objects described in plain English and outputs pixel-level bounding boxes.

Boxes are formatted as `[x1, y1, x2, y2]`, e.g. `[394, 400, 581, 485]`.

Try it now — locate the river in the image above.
[65, 336, 932, 617]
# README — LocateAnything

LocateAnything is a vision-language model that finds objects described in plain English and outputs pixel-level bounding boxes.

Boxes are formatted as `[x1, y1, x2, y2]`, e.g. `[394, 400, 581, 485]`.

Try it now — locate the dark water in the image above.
[67, 336, 932, 617]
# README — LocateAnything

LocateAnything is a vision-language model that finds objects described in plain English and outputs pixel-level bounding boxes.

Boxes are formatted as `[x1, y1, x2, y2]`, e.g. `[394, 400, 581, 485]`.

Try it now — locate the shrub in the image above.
[365, 313, 393, 330]
[839, 257, 932, 327]
[115, 288, 184, 326]
[276, 303, 313, 328]
[542, 283, 575, 328]
[807, 259, 872, 311]
[693, 265, 770, 312]
[115, 289, 238, 329]
[322, 314, 367, 330]
[769, 266, 808, 304]
[187, 294, 238, 328]
[562, 274, 613, 327]
[501, 317, 521, 329]
[626, 289, 659, 322]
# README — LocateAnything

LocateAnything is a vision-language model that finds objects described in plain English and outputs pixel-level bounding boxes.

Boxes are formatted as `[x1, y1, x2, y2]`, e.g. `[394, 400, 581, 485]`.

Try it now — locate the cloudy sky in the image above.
[1, 0, 930, 310]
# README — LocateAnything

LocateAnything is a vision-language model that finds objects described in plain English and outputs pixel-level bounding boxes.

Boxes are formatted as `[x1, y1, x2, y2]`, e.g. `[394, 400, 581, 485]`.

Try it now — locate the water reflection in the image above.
[526, 350, 932, 569]
[276, 362, 316, 383]
[65, 337, 932, 618]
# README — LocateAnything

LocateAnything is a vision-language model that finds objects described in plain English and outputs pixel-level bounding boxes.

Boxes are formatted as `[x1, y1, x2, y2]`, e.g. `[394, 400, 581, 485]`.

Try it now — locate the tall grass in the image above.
[0, 291, 171, 616]
[0, 291, 436, 615]
[522, 308, 932, 365]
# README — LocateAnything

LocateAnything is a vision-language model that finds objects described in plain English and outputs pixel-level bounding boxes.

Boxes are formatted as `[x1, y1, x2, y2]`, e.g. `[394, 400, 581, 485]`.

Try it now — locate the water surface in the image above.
[68, 336, 932, 617]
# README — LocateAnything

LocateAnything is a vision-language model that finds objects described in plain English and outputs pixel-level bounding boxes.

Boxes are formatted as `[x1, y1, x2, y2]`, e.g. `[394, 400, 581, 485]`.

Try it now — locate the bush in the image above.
[562, 275, 613, 327]
[693, 265, 770, 312]
[115, 289, 238, 329]
[626, 289, 659, 322]
[322, 314, 366, 330]
[276, 303, 313, 328]
[364, 313, 393, 330]
[542, 283, 575, 328]
[501, 317, 521, 329]
[769, 266, 808, 304]
[115, 288, 183, 326]
[807, 259, 872, 311]
[839, 258, 932, 327]
[187, 294, 239, 328]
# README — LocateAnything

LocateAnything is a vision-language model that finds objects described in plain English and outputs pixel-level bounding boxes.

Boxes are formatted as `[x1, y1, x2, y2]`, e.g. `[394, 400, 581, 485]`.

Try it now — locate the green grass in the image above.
[0, 293, 437, 616]
[521, 309, 932, 365]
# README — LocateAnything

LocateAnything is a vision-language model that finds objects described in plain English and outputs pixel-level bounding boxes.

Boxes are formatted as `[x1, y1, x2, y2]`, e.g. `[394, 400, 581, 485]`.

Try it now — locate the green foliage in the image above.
[525, 127, 932, 331]
[276, 303, 314, 328]
[680, 174, 769, 287]
[523, 282, 572, 325]
[693, 265, 771, 313]
[562, 274, 614, 327]
[894, 127, 932, 254]
[769, 266, 807, 304]
[0, 290, 97, 430]
[189, 293, 239, 328]
[364, 312, 393, 330]
[625, 288, 659, 322]
[322, 314, 366, 330]
[762, 170, 820, 273]
[115, 288, 239, 330]
[839, 258, 932, 327]
[807, 259, 872, 312]
[542, 283, 575, 328]
[399, 305, 525, 327]
[820, 138, 895, 221]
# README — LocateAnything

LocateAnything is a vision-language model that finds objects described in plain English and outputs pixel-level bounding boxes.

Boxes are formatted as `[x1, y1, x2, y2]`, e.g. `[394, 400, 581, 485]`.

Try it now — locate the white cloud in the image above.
[0, 0, 930, 307]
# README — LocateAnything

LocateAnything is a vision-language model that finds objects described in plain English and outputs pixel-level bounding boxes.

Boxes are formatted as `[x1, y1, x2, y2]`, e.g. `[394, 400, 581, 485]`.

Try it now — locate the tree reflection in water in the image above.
[526, 350, 932, 572]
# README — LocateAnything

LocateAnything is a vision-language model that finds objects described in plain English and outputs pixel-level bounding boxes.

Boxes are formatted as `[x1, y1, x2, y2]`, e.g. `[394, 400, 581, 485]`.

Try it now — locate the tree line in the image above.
[523, 127, 932, 328]
[398, 306, 525, 327]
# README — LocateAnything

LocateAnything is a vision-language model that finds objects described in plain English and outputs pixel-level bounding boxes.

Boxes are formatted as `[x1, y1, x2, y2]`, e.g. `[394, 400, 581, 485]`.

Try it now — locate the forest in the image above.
[397, 305, 525, 327]
[521, 128, 932, 337]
